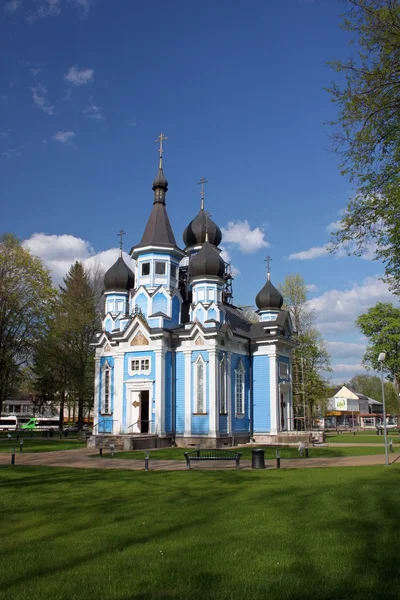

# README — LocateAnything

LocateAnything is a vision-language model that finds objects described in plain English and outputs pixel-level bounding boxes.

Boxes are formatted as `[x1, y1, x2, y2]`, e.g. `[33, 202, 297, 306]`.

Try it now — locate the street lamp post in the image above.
[378, 352, 390, 466]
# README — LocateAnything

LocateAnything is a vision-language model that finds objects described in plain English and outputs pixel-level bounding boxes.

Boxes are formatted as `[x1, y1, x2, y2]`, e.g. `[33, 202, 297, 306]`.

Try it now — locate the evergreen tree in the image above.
[53, 262, 98, 428]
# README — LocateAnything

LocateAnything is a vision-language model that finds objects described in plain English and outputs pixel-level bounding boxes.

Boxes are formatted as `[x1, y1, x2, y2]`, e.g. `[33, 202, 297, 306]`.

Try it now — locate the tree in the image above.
[350, 373, 400, 413]
[280, 274, 332, 428]
[327, 1, 400, 292]
[53, 262, 99, 428]
[356, 302, 400, 389]
[0, 233, 56, 414]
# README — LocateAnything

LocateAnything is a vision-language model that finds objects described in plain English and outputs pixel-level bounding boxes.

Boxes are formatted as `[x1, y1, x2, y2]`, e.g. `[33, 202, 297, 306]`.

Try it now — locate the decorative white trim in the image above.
[184, 351, 192, 435]
[114, 356, 124, 434]
[101, 361, 112, 415]
[209, 349, 217, 436]
[128, 356, 151, 376]
[234, 359, 245, 416]
[194, 354, 207, 414]
[219, 355, 227, 415]
[269, 354, 278, 434]
[154, 348, 165, 436]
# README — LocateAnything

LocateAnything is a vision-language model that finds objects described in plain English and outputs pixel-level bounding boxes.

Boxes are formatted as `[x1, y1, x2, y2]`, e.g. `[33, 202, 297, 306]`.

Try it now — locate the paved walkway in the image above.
[0, 447, 399, 471]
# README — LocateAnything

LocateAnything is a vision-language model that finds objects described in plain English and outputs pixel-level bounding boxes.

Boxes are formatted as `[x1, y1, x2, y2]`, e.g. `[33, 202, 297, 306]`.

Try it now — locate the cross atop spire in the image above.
[265, 255, 272, 281]
[204, 210, 212, 243]
[118, 229, 126, 256]
[155, 133, 167, 168]
[197, 176, 208, 210]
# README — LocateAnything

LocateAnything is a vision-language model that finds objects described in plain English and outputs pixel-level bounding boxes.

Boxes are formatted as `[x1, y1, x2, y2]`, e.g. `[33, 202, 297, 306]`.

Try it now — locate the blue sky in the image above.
[1, 0, 395, 383]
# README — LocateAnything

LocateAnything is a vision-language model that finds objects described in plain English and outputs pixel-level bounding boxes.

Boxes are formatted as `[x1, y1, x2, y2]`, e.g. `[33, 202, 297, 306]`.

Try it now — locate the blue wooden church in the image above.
[92, 135, 295, 448]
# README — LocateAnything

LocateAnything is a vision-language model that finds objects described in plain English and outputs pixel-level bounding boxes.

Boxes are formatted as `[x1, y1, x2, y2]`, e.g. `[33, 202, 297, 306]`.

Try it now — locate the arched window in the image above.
[102, 364, 111, 414]
[219, 356, 227, 415]
[194, 355, 206, 414]
[235, 360, 245, 415]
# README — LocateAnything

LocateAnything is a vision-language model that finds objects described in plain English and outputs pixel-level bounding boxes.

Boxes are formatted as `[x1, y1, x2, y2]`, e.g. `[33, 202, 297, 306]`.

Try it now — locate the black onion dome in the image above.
[190, 241, 225, 280]
[255, 279, 283, 311]
[152, 166, 168, 191]
[183, 209, 222, 248]
[104, 256, 135, 292]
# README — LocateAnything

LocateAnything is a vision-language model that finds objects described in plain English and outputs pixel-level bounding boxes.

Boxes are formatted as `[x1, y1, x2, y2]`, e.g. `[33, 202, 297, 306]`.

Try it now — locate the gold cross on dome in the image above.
[197, 176, 208, 210]
[265, 255, 272, 280]
[155, 133, 167, 158]
[118, 229, 126, 254]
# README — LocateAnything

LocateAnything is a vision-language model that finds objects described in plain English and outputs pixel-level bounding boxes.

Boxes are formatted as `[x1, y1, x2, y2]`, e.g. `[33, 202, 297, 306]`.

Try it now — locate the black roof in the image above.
[136, 202, 178, 249]
[190, 241, 225, 279]
[255, 279, 283, 311]
[183, 208, 222, 248]
[104, 256, 135, 291]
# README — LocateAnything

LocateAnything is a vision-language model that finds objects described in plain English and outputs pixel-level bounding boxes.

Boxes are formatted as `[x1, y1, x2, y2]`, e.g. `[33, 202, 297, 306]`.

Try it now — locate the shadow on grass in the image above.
[1, 466, 400, 600]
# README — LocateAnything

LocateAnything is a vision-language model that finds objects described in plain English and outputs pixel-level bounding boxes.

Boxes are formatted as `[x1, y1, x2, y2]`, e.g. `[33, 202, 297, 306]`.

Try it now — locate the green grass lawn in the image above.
[1, 465, 399, 600]
[93, 444, 396, 461]
[326, 433, 400, 444]
[0, 438, 86, 453]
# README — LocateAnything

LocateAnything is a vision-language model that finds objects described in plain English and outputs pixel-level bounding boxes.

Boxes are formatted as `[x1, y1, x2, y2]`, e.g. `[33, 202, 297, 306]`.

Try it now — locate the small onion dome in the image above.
[104, 256, 135, 292]
[190, 241, 225, 280]
[183, 209, 222, 248]
[152, 166, 168, 191]
[255, 279, 283, 311]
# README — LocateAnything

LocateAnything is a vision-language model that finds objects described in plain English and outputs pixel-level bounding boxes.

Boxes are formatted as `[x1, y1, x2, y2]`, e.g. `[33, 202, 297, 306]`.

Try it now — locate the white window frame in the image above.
[219, 356, 227, 415]
[128, 356, 151, 376]
[194, 355, 207, 414]
[235, 360, 245, 416]
[279, 362, 289, 380]
[102, 364, 112, 414]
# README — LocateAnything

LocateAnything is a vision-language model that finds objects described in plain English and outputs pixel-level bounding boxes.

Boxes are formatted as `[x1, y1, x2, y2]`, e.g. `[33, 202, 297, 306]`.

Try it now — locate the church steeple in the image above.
[152, 133, 168, 205]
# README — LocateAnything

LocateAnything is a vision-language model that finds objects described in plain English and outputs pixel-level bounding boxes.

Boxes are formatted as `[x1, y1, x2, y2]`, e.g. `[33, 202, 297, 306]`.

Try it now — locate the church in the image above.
[92, 135, 296, 448]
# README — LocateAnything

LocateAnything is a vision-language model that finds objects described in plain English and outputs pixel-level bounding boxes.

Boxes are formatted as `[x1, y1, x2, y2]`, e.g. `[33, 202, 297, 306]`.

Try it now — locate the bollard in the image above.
[389, 438, 393, 453]
[99, 447, 103, 456]
[109, 444, 115, 457]
[11, 447, 15, 465]
[305, 445, 309, 458]
[145, 452, 149, 472]
[353, 430, 356, 437]
[276, 450, 281, 469]
[19, 440, 23, 452]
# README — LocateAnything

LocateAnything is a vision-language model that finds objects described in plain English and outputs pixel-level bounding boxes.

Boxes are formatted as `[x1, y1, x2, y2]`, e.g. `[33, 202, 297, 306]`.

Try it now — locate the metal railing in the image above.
[127, 419, 152, 435]
[92, 419, 119, 434]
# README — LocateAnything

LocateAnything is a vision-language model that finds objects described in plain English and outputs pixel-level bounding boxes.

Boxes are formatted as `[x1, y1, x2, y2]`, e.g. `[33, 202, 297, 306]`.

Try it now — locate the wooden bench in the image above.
[184, 449, 242, 470]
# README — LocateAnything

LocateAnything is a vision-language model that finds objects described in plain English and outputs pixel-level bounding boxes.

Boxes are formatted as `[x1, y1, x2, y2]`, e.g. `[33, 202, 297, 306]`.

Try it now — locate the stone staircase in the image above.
[87, 434, 172, 451]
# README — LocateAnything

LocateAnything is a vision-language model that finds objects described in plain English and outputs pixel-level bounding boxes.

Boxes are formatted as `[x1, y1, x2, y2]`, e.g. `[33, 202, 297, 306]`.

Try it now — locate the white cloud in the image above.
[83, 103, 104, 120]
[129, 119, 137, 127]
[326, 220, 343, 234]
[2, 148, 22, 159]
[4, 0, 22, 14]
[31, 67, 43, 76]
[306, 283, 318, 292]
[69, 0, 94, 16]
[64, 66, 94, 86]
[52, 130, 76, 145]
[289, 245, 329, 260]
[33, 0, 61, 18]
[31, 83, 54, 115]
[23, 233, 132, 286]
[333, 363, 364, 374]
[221, 220, 269, 254]
[327, 341, 366, 359]
[220, 246, 240, 277]
[309, 275, 397, 334]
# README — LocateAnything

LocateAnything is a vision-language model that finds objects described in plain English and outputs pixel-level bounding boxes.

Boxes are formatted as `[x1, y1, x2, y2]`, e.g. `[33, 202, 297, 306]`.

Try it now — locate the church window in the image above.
[170, 264, 177, 278]
[279, 362, 289, 379]
[219, 356, 227, 415]
[155, 261, 166, 275]
[194, 355, 206, 414]
[129, 357, 151, 375]
[103, 367, 111, 414]
[141, 263, 150, 276]
[235, 361, 245, 415]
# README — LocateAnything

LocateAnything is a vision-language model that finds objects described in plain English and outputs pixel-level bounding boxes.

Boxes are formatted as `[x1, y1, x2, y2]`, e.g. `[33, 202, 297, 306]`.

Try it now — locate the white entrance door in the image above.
[130, 390, 141, 433]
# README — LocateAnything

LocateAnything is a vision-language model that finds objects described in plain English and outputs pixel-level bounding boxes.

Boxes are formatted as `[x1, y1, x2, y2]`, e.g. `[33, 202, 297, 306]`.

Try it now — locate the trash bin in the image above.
[252, 448, 265, 469]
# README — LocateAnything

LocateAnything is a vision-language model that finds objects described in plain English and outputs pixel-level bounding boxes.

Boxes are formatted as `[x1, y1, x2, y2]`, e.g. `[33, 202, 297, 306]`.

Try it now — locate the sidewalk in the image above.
[0, 447, 399, 470]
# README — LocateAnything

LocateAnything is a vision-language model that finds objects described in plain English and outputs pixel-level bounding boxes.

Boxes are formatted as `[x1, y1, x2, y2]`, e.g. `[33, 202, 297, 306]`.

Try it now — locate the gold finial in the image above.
[118, 229, 126, 256]
[197, 176, 208, 210]
[155, 133, 167, 168]
[265, 256, 272, 281]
